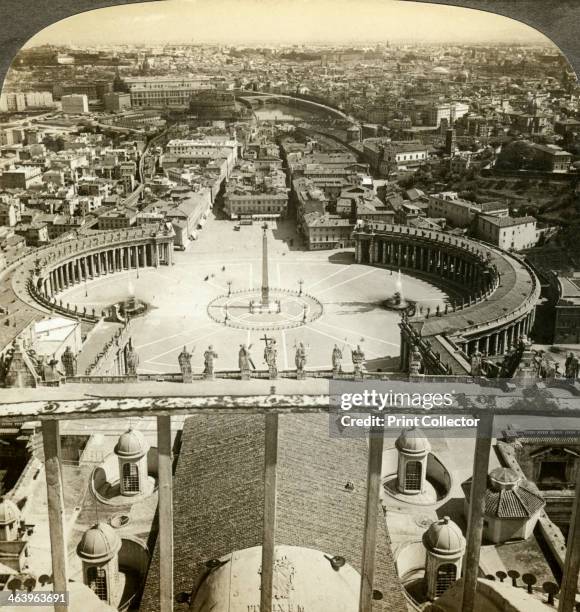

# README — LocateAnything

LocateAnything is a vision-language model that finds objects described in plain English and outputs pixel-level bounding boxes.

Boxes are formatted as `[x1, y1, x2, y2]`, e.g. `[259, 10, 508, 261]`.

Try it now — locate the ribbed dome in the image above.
[423, 516, 465, 556]
[114, 428, 149, 460]
[77, 522, 121, 563]
[395, 427, 431, 455]
[0, 498, 20, 526]
[488, 467, 520, 491]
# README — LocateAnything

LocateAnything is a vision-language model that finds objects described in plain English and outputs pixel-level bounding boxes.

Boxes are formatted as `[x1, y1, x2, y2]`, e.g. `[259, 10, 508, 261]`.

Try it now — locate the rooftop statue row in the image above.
[177, 342, 368, 381]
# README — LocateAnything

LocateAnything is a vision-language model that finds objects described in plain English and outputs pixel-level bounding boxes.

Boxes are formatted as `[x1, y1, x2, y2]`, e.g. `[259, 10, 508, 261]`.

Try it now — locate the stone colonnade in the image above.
[457, 311, 536, 358]
[355, 232, 494, 297]
[39, 240, 173, 298]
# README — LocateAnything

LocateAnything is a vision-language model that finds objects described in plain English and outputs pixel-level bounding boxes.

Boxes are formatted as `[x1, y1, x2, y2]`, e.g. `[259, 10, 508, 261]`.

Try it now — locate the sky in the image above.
[25, 0, 552, 47]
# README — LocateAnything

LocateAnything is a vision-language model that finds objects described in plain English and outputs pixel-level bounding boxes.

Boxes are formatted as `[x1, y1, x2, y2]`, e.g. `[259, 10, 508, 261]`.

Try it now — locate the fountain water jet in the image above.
[384, 269, 414, 313]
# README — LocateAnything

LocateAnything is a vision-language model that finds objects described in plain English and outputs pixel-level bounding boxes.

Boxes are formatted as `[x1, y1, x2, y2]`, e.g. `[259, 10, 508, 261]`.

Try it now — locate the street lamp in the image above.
[298, 278, 304, 296]
[227, 280, 232, 297]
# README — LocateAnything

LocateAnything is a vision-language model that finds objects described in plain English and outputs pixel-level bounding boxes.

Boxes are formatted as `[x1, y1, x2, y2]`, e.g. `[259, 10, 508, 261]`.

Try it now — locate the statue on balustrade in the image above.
[42, 355, 61, 383]
[124, 338, 139, 376]
[565, 352, 579, 380]
[178, 345, 193, 383]
[470, 350, 483, 377]
[536, 351, 556, 380]
[203, 345, 218, 379]
[61, 346, 77, 378]
[351, 344, 366, 379]
[295, 342, 307, 379]
[263, 337, 278, 379]
[332, 344, 343, 375]
[409, 344, 423, 376]
[239, 344, 255, 380]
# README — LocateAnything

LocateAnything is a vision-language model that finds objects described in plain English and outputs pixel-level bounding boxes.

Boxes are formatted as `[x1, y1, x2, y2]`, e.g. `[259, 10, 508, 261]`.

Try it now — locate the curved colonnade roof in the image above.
[411, 246, 537, 340]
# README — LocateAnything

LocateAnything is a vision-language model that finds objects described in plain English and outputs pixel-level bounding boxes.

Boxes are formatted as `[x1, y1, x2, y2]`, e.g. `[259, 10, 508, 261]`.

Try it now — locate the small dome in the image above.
[77, 522, 121, 563]
[488, 467, 520, 491]
[0, 498, 20, 526]
[395, 428, 431, 455]
[114, 428, 149, 460]
[423, 516, 465, 556]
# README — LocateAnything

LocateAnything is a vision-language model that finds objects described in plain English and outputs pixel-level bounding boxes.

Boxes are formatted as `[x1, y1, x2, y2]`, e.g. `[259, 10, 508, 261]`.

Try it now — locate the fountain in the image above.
[109, 275, 149, 322]
[384, 270, 415, 313]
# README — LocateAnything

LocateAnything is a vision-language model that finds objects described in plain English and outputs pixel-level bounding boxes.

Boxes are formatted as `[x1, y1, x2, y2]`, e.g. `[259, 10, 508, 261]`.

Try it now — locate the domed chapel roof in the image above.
[77, 522, 122, 563]
[423, 516, 465, 556]
[114, 427, 149, 460]
[0, 497, 20, 526]
[395, 427, 431, 455]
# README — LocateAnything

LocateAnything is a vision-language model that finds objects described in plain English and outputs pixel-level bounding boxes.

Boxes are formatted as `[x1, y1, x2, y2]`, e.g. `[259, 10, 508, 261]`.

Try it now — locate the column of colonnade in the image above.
[370, 237, 486, 288]
[374, 236, 501, 300]
[41, 242, 173, 300]
[462, 310, 536, 358]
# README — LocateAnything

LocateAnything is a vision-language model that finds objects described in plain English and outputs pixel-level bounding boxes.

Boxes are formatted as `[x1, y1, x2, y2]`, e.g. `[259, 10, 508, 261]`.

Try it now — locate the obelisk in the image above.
[261, 222, 270, 307]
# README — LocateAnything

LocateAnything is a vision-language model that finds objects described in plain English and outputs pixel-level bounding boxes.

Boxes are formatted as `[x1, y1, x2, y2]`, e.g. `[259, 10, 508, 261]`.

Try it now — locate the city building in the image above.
[548, 272, 580, 344]
[302, 212, 353, 249]
[224, 188, 288, 220]
[476, 214, 537, 251]
[98, 206, 138, 230]
[61, 94, 89, 114]
[427, 101, 470, 127]
[363, 139, 429, 175]
[0, 93, 26, 112]
[164, 137, 237, 180]
[103, 92, 132, 112]
[0, 166, 43, 189]
[123, 76, 212, 108]
[428, 192, 509, 229]
[529, 143, 573, 173]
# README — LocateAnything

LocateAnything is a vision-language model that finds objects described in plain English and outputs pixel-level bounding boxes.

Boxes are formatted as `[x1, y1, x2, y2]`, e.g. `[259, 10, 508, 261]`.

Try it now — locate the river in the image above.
[253, 103, 325, 122]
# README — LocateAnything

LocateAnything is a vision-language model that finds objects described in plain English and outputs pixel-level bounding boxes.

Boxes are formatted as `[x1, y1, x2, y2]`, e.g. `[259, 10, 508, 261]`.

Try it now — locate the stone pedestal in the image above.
[241, 369, 251, 381]
[203, 372, 215, 381]
[182, 372, 193, 383]
[296, 369, 306, 380]
[268, 366, 278, 380]
[353, 366, 364, 381]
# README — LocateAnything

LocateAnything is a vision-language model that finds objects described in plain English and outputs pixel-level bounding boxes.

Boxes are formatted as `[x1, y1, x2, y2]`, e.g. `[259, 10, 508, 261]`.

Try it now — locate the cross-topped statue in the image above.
[262, 334, 278, 379]
[178, 346, 193, 383]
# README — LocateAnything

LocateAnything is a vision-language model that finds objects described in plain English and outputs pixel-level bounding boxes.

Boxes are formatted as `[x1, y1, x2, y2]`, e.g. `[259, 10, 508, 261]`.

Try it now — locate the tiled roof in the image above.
[479, 214, 536, 228]
[462, 477, 545, 519]
[140, 414, 407, 612]
[485, 482, 545, 519]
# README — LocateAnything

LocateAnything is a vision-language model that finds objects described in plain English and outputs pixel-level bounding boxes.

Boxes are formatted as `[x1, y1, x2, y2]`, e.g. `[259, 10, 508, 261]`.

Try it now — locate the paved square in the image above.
[62, 216, 447, 373]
